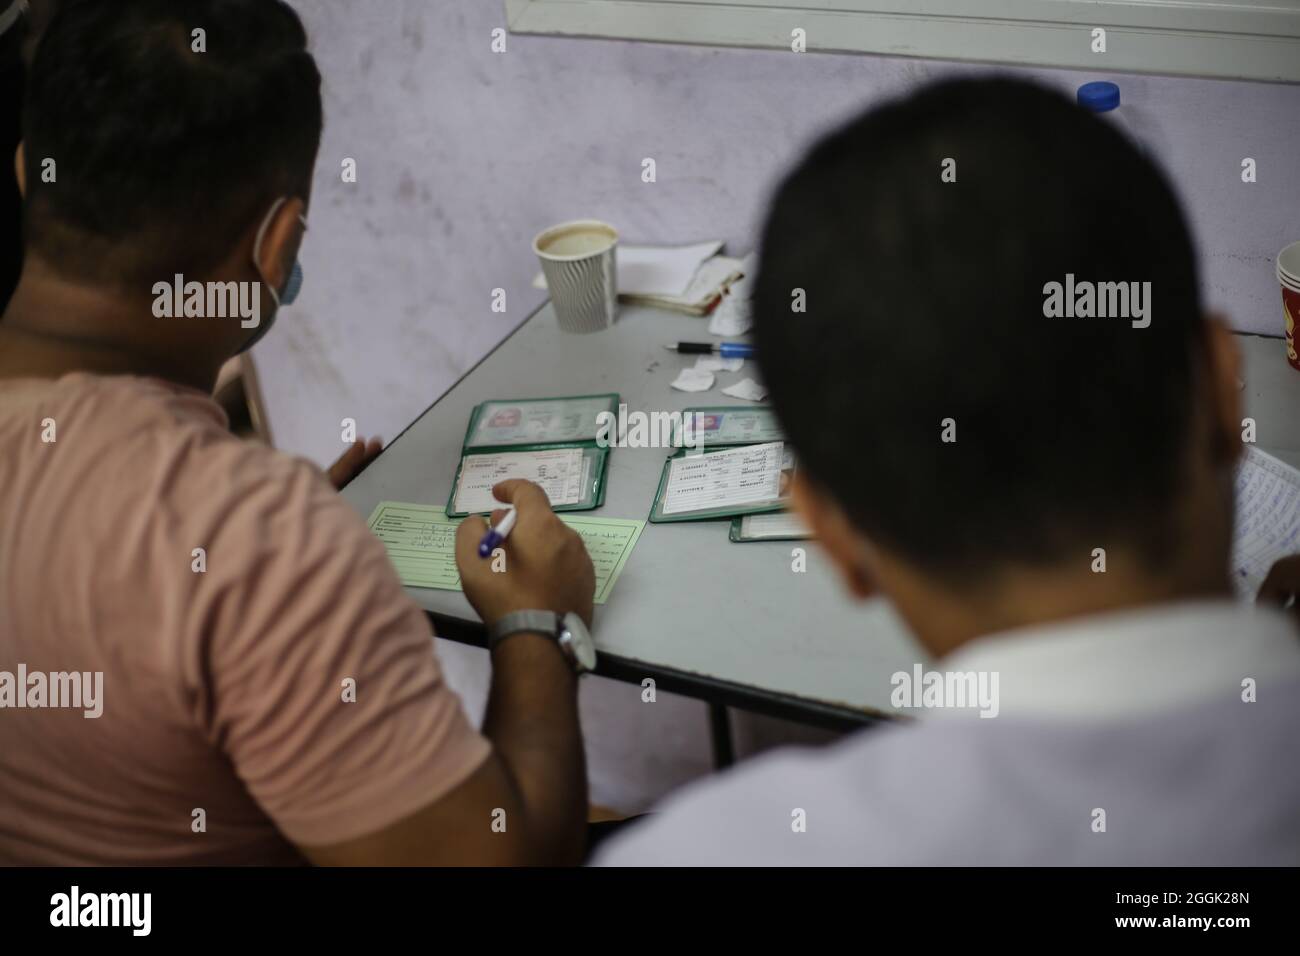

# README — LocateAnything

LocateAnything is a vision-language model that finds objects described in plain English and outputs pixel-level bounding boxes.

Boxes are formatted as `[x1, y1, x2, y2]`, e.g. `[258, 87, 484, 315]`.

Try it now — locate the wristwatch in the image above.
[487, 610, 597, 674]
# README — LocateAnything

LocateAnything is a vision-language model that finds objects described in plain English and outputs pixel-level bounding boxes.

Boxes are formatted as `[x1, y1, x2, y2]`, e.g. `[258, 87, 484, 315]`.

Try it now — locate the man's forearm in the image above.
[482, 632, 587, 864]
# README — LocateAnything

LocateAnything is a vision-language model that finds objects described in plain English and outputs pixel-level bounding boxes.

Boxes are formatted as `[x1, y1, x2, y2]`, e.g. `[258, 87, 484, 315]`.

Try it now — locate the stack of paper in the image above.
[533, 240, 737, 315]
[708, 252, 757, 335]
[620, 244, 743, 315]
[1231, 447, 1300, 598]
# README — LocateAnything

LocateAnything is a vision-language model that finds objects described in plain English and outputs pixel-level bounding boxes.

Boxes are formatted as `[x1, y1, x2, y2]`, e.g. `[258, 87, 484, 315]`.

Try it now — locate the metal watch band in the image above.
[487, 610, 561, 651]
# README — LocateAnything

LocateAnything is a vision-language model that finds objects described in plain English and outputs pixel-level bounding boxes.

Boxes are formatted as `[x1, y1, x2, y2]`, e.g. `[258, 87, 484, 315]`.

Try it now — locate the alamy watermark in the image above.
[50, 886, 150, 936]
[152, 275, 262, 329]
[1042, 274, 1151, 328]
[890, 664, 999, 718]
[596, 404, 703, 449]
[0, 664, 103, 718]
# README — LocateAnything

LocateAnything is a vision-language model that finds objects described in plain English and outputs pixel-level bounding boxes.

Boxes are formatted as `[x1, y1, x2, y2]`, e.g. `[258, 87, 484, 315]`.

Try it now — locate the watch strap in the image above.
[487, 610, 561, 651]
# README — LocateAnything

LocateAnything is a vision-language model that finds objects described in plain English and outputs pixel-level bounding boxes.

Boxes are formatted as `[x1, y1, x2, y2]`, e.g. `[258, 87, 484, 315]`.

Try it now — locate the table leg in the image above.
[709, 702, 734, 769]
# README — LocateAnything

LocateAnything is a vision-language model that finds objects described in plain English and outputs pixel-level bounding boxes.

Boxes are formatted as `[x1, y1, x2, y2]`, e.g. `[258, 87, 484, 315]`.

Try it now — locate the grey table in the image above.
[342, 300, 1300, 738]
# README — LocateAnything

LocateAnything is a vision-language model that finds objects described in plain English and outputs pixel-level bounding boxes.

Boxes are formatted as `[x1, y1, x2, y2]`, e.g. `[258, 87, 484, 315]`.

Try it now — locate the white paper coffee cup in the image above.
[533, 220, 618, 334]
[1276, 240, 1300, 371]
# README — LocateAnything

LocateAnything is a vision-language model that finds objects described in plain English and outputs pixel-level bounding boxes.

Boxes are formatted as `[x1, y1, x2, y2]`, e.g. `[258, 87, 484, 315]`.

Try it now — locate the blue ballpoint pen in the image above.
[477, 507, 517, 558]
[665, 341, 754, 359]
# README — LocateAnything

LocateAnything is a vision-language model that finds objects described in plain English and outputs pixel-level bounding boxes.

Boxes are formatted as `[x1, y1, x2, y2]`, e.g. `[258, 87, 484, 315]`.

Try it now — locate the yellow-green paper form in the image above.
[366, 501, 644, 604]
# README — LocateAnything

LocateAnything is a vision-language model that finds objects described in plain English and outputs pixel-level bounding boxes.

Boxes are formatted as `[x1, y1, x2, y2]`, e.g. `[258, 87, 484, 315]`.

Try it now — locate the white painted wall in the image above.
[271, 0, 1299, 469]
[258, 0, 1300, 811]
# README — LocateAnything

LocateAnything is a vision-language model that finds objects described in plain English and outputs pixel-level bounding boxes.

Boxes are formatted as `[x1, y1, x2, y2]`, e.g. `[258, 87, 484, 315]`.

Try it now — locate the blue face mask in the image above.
[281, 259, 305, 306]
[242, 198, 308, 353]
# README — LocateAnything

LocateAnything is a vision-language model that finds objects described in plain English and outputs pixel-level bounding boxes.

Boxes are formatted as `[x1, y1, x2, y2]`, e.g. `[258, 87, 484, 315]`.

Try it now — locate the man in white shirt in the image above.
[594, 77, 1300, 866]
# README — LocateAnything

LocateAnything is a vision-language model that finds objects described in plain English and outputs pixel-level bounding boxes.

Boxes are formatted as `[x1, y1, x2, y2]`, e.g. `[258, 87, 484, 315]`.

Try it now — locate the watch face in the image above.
[560, 614, 597, 672]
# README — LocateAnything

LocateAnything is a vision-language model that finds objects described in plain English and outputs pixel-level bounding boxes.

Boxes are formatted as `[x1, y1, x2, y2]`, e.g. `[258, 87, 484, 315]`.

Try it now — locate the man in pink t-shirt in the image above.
[0, 0, 594, 865]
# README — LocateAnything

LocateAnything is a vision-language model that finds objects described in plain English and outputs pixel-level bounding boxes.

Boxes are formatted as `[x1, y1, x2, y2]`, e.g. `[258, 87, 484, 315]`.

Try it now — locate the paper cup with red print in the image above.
[1277, 241, 1300, 371]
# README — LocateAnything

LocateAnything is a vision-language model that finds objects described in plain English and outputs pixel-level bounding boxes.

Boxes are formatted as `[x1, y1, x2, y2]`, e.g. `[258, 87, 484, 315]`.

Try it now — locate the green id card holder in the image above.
[728, 512, 811, 542]
[648, 441, 795, 523]
[670, 405, 784, 449]
[445, 393, 618, 517]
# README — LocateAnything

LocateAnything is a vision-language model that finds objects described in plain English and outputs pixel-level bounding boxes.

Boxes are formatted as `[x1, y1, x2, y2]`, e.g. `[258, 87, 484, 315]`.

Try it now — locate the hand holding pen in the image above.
[478, 505, 518, 557]
[454, 480, 596, 629]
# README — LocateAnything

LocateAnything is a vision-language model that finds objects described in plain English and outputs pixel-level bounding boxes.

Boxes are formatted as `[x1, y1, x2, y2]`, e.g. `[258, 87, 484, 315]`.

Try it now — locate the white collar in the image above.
[934, 600, 1300, 720]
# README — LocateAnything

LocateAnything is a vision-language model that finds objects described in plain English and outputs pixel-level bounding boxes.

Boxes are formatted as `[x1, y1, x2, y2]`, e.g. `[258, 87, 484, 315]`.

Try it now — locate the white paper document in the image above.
[670, 255, 745, 307]
[662, 441, 785, 515]
[708, 295, 753, 337]
[671, 367, 715, 393]
[695, 355, 744, 373]
[740, 511, 811, 540]
[454, 448, 585, 514]
[1231, 447, 1300, 598]
[722, 378, 768, 402]
[708, 252, 757, 335]
[617, 241, 724, 297]
[531, 240, 723, 297]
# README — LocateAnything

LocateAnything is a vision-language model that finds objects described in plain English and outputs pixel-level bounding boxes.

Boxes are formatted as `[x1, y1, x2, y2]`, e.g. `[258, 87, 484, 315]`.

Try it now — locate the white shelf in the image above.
[506, 0, 1300, 83]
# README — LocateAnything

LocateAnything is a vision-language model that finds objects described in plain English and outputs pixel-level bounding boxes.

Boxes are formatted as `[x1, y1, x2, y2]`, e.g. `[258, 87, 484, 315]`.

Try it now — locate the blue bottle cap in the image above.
[1077, 81, 1120, 113]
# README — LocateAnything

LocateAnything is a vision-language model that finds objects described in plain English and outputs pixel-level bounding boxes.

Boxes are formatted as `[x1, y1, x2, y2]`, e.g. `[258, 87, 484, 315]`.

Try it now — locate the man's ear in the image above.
[790, 470, 876, 600]
[252, 196, 307, 290]
[1203, 312, 1243, 466]
[14, 142, 25, 198]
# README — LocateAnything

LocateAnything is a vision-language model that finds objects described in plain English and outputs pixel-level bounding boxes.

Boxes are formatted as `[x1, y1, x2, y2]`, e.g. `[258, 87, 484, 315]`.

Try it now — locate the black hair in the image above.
[21, 0, 322, 289]
[0, 0, 31, 310]
[753, 77, 1205, 581]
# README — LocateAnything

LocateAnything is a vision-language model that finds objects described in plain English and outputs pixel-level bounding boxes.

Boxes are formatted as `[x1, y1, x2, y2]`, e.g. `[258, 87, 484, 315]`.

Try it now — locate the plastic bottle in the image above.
[1077, 81, 1143, 152]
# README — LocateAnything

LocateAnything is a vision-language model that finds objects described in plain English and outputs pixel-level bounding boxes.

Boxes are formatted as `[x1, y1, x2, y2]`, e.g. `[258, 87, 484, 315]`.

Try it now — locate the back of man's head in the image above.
[754, 77, 1210, 587]
[22, 0, 322, 290]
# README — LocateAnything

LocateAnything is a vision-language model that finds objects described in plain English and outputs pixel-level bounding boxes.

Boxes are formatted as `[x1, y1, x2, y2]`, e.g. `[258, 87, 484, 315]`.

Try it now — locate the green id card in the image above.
[446, 394, 618, 517]
[670, 405, 784, 448]
[728, 511, 811, 542]
[648, 441, 795, 523]
[462, 394, 619, 450]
